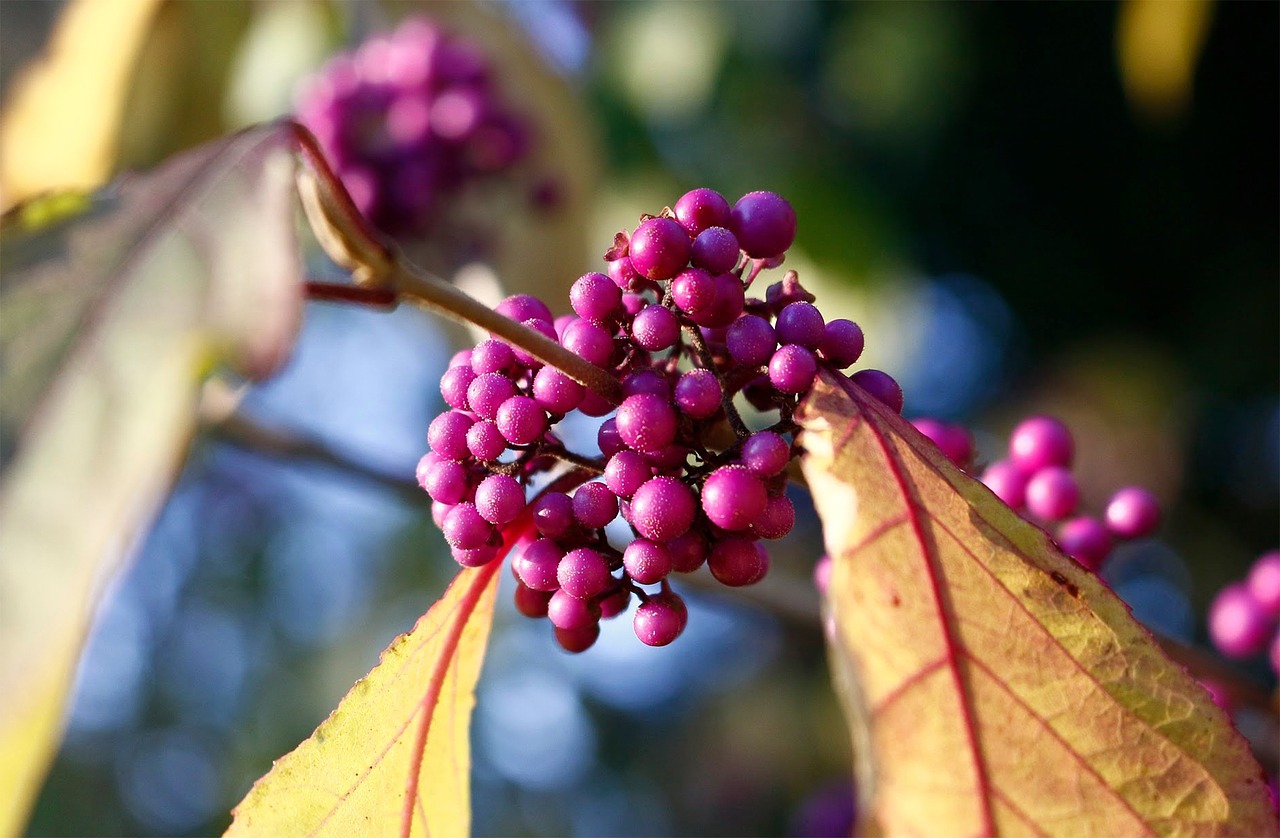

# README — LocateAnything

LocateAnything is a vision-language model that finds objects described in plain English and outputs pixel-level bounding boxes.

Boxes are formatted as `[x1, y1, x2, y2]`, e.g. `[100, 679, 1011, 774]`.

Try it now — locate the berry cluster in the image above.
[1208, 551, 1280, 676]
[417, 189, 898, 652]
[909, 415, 1163, 572]
[295, 16, 531, 239]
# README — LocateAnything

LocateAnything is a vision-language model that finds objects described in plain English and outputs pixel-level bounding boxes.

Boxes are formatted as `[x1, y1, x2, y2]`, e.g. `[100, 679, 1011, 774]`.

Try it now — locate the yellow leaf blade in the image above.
[226, 557, 505, 838]
[797, 370, 1277, 837]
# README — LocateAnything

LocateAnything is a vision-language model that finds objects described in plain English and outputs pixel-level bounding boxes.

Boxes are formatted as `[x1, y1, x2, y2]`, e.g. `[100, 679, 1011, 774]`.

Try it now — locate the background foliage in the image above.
[1, 1, 1275, 835]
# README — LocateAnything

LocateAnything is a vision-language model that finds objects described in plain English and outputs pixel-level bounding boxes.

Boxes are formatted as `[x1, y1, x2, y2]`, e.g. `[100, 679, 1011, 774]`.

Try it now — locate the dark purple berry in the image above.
[742, 431, 791, 476]
[849, 369, 903, 413]
[554, 623, 600, 653]
[667, 531, 708, 573]
[622, 369, 672, 399]
[729, 191, 796, 258]
[775, 301, 825, 349]
[598, 418, 625, 458]
[531, 492, 574, 538]
[691, 226, 741, 274]
[629, 217, 692, 280]
[768, 345, 818, 394]
[727, 315, 778, 367]
[513, 583, 553, 618]
[708, 535, 769, 586]
[573, 482, 619, 529]
[817, 319, 864, 368]
[752, 494, 796, 540]
[673, 369, 722, 419]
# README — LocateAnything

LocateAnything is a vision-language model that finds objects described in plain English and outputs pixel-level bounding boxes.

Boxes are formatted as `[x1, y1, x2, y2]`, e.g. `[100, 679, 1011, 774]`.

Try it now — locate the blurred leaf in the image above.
[797, 370, 1277, 836]
[1117, 0, 1214, 123]
[227, 552, 510, 837]
[0, 123, 304, 835]
[0, 0, 164, 208]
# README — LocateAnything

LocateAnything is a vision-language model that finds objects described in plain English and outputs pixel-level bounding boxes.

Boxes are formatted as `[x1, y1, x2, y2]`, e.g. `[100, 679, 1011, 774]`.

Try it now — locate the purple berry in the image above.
[727, 315, 778, 367]
[470, 339, 517, 375]
[702, 465, 768, 531]
[423, 458, 469, 505]
[532, 366, 586, 414]
[1103, 486, 1161, 540]
[1247, 551, 1280, 618]
[560, 318, 615, 367]
[910, 418, 974, 470]
[475, 473, 525, 524]
[674, 188, 731, 235]
[570, 272, 622, 323]
[442, 502, 494, 550]
[1009, 416, 1074, 473]
[598, 418, 625, 458]
[578, 390, 615, 418]
[768, 345, 818, 394]
[708, 535, 769, 586]
[467, 372, 517, 420]
[616, 393, 678, 454]
[667, 531, 708, 573]
[513, 538, 564, 591]
[674, 369, 722, 419]
[466, 420, 506, 461]
[573, 482, 619, 529]
[629, 217, 692, 280]
[598, 585, 632, 619]
[752, 494, 796, 540]
[495, 395, 547, 446]
[982, 460, 1030, 510]
[554, 623, 600, 653]
[1025, 466, 1080, 522]
[814, 554, 833, 597]
[547, 589, 600, 631]
[818, 319, 864, 368]
[452, 544, 500, 567]
[729, 191, 796, 258]
[513, 583, 553, 618]
[531, 492, 574, 538]
[1208, 584, 1271, 659]
[557, 547, 612, 599]
[604, 451, 651, 499]
[607, 255, 640, 291]
[509, 317, 558, 368]
[671, 268, 716, 315]
[428, 410, 475, 461]
[775, 302, 825, 349]
[849, 369, 904, 414]
[632, 304, 681, 351]
[495, 294, 554, 325]
[742, 432, 791, 476]
[633, 593, 688, 646]
[1056, 516, 1112, 571]
[630, 476, 697, 542]
[691, 226, 741, 274]
[693, 272, 746, 328]
[644, 443, 689, 471]
[440, 364, 476, 410]
[623, 539, 673, 585]
[622, 369, 672, 399]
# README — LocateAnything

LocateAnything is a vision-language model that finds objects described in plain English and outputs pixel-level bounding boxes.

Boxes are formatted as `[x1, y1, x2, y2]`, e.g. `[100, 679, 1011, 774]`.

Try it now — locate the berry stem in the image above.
[304, 281, 397, 307]
[546, 448, 606, 475]
[684, 324, 749, 438]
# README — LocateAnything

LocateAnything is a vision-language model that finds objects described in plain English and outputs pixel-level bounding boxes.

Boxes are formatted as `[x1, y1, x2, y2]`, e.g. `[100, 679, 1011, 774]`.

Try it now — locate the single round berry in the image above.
[442, 502, 494, 550]
[466, 420, 506, 461]
[547, 588, 600, 631]
[607, 256, 640, 291]
[531, 492, 574, 538]
[632, 305, 681, 351]
[573, 482, 619, 529]
[1056, 516, 1112, 572]
[674, 188, 731, 235]
[475, 473, 524, 524]
[452, 543, 499, 567]
[752, 493, 796, 540]
[633, 593, 688, 646]
[554, 623, 600, 653]
[629, 217, 692, 280]
[1009, 416, 1074, 473]
[775, 301, 825, 349]
[557, 547, 612, 599]
[560, 318, 615, 367]
[598, 418, 625, 458]
[708, 535, 770, 586]
[702, 466, 768, 532]
[470, 339, 517, 375]
[910, 418, 974, 470]
[768, 344, 818, 394]
[422, 458, 469, 505]
[416, 452, 441, 492]
[982, 460, 1030, 510]
[623, 539, 673, 585]
[630, 476, 697, 542]
[604, 451, 651, 499]
[532, 366, 585, 414]
[818, 319, 864, 368]
[616, 393, 678, 454]
[513, 538, 564, 591]
[428, 410, 475, 461]
[570, 272, 622, 323]
[513, 583, 553, 618]
[691, 226, 741, 274]
[727, 315, 778, 367]
[495, 294, 554, 325]
[495, 395, 547, 446]
[741, 431, 791, 476]
[1208, 584, 1272, 659]
[440, 365, 476, 410]
[729, 191, 796, 258]
[849, 369, 904, 413]
[674, 369, 722, 420]
[694, 272, 746, 328]
[1103, 487, 1161, 540]
[667, 531, 708, 573]
[622, 369, 671, 399]
[1246, 551, 1280, 618]
[467, 372, 517, 420]
[671, 268, 716, 315]
[1025, 466, 1080, 522]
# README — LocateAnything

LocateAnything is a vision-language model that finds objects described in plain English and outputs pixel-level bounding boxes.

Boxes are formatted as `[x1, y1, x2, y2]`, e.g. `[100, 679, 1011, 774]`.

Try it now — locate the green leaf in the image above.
[797, 370, 1278, 836]
[0, 123, 304, 835]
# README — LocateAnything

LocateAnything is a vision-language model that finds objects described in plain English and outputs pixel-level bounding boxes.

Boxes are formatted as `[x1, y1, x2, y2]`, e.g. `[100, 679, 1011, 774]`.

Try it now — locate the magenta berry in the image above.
[547, 589, 600, 631]
[729, 191, 796, 258]
[741, 431, 791, 476]
[691, 226, 740, 274]
[818, 319, 864, 368]
[982, 460, 1030, 510]
[768, 345, 818, 394]
[513, 583, 553, 618]
[671, 268, 716, 315]
[531, 492, 574, 538]
[442, 502, 493, 550]
[674, 370, 722, 419]
[849, 369, 904, 414]
[623, 539, 673, 585]
[604, 451, 651, 499]
[629, 217, 692, 280]
[475, 474, 525, 524]
[557, 548, 612, 599]
[1056, 516, 1112, 572]
[1025, 466, 1081, 522]
[631, 477, 697, 542]
[514, 538, 564, 591]
[727, 315, 778, 367]
[634, 593, 688, 646]
[1208, 584, 1271, 659]
[708, 536, 769, 587]
[572, 482, 619, 529]
[1009, 416, 1074, 473]
[632, 304, 681, 351]
[674, 188, 731, 236]
[1247, 551, 1280, 617]
[752, 494, 796, 540]
[911, 418, 974, 470]
[570, 272, 622, 323]
[1102, 486, 1162, 540]
[428, 410, 474, 461]
[702, 466, 768, 532]
[616, 393, 678, 454]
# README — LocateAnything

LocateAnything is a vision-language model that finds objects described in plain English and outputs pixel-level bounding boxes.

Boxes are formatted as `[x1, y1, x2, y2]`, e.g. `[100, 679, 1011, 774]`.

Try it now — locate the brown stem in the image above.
[305, 281, 397, 307]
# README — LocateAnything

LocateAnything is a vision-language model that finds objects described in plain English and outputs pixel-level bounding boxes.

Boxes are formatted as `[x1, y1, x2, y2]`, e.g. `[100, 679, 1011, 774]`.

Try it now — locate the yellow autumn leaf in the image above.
[226, 555, 508, 837]
[797, 370, 1277, 836]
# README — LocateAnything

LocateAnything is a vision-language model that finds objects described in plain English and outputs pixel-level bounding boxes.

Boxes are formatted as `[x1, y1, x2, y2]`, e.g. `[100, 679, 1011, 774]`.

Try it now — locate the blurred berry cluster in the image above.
[295, 16, 531, 239]
[417, 189, 902, 651]
[1209, 551, 1280, 677]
